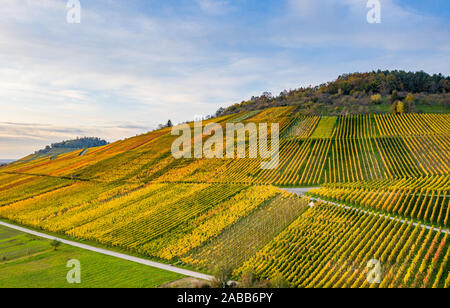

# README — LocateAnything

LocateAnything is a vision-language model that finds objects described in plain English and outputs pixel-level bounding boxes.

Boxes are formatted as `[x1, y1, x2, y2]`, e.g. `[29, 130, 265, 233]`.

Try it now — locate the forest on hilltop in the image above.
[35, 137, 108, 155]
[220, 70, 450, 116]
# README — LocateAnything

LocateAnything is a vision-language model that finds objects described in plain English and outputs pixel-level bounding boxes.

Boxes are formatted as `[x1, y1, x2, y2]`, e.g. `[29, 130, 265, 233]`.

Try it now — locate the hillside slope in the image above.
[0, 108, 449, 288]
[221, 71, 450, 116]
[23, 137, 109, 162]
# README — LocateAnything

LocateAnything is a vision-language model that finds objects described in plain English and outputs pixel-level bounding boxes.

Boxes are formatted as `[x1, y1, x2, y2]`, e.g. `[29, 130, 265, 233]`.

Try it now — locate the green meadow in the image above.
[0, 225, 183, 288]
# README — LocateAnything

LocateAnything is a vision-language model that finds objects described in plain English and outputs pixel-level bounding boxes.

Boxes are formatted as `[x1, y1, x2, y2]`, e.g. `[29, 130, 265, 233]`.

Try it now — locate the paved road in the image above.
[295, 195, 447, 234]
[280, 187, 320, 195]
[280, 187, 448, 234]
[0, 221, 213, 281]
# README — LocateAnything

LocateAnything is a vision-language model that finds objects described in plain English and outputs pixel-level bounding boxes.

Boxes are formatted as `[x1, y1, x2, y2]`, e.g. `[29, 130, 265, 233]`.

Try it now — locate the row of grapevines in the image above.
[0, 175, 72, 207]
[3, 181, 280, 259]
[283, 116, 320, 139]
[334, 114, 379, 138]
[151, 185, 281, 260]
[237, 202, 449, 288]
[183, 192, 309, 270]
[2, 113, 447, 186]
[309, 175, 450, 227]
[375, 113, 450, 137]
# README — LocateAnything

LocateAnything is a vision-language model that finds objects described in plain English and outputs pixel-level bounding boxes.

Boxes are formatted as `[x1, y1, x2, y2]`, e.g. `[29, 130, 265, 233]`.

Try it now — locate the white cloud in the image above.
[0, 121, 152, 158]
[197, 0, 232, 15]
[281, 0, 450, 51]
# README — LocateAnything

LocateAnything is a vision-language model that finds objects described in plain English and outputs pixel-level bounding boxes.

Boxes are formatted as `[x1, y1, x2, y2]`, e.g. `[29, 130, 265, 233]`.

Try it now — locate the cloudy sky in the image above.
[0, 0, 449, 158]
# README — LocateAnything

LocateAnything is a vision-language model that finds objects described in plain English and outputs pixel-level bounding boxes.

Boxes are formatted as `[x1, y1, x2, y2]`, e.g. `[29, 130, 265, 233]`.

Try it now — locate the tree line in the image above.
[35, 137, 108, 154]
[218, 70, 450, 116]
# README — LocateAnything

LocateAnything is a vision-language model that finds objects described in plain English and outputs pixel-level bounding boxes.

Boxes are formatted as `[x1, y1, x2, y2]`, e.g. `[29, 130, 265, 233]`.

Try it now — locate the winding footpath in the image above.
[281, 187, 449, 234]
[0, 221, 213, 281]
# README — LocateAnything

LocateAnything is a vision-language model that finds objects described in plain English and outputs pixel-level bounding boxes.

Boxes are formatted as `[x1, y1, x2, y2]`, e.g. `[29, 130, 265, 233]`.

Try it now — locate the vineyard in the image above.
[237, 202, 449, 288]
[0, 109, 449, 288]
[309, 176, 449, 228]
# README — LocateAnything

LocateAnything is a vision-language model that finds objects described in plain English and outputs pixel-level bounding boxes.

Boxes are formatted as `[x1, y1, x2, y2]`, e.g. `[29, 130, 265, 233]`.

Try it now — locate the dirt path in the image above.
[280, 187, 320, 195]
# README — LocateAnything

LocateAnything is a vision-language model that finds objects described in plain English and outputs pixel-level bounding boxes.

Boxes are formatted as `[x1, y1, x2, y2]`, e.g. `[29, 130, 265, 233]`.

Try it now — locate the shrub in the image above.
[50, 239, 61, 251]
[211, 264, 233, 288]
[270, 271, 290, 288]
[370, 94, 382, 104]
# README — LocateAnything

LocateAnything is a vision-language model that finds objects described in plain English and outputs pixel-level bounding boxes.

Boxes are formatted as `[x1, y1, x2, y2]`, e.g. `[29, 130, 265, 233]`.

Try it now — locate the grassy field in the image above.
[0, 225, 183, 288]
[310, 116, 337, 138]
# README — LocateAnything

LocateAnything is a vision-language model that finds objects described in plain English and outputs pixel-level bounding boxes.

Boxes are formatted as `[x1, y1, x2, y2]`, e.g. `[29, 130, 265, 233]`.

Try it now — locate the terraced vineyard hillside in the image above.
[1, 108, 449, 288]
